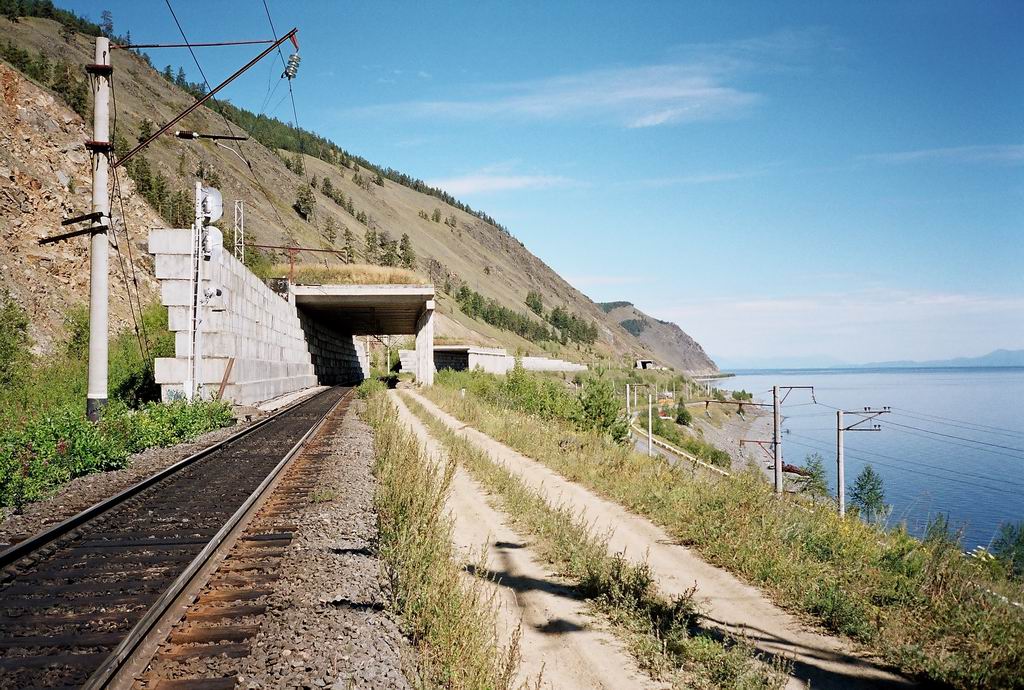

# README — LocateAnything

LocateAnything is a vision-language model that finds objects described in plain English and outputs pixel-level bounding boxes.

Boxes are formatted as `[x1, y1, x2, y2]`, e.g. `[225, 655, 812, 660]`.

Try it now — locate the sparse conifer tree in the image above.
[851, 464, 888, 524]
[100, 10, 114, 37]
[323, 216, 337, 244]
[320, 176, 333, 198]
[342, 228, 355, 263]
[399, 233, 415, 269]
[364, 229, 378, 264]
[294, 183, 316, 220]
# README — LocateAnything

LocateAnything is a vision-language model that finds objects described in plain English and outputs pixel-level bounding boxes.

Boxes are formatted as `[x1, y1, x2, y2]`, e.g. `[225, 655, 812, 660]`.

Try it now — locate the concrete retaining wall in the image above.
[298, 309, 369, 385]
[150, 229, 320, 405]
[400, 347, 585, 377]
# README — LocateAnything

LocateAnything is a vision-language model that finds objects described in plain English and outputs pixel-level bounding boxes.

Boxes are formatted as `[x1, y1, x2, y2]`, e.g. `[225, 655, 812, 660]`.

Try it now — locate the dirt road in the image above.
[390, 391, 662, 690]
[403, 389, 914, 690]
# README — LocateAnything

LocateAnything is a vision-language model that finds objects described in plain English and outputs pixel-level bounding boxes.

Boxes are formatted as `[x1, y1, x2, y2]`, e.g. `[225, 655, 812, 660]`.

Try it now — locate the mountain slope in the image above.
[1, 14, 710, 369]
[599, 302, 718, 374]
[862, 349, 1024, 368]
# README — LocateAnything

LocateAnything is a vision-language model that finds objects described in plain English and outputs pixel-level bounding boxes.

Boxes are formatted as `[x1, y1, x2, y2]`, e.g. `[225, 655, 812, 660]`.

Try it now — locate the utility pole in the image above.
[773, 385, 782, 493]
[648, 393, 653, 457]
[85, 36, 111, 421]
[702, 385, 813, 494]
[625, 383, 631, 417]
[836, 407, 890, 516]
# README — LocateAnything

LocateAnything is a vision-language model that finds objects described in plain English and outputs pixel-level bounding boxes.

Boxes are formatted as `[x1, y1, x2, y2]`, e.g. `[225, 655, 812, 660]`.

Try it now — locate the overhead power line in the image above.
[784, 437, 1023, 498]
[161, 0, 292, 236]
[889, 407, 1024, 440]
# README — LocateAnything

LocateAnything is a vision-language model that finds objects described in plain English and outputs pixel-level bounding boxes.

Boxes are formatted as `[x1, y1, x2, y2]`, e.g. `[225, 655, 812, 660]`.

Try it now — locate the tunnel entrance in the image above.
[292, 284, 436, 386]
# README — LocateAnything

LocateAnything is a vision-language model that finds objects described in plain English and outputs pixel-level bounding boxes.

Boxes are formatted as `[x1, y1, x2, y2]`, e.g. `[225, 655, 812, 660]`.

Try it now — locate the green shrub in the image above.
[0, 399, 234, 508]
[356, 377, 387, 399]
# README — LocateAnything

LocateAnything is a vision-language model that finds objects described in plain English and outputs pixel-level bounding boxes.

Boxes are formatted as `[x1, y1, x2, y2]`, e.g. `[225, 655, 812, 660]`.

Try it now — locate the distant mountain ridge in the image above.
[862, 349, 1024, 369]
[598, 302, 718, 375]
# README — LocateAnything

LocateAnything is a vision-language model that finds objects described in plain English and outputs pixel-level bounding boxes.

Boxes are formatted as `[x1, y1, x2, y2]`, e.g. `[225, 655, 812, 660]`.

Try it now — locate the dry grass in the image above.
[272, 263, 428, 285]
[422, 381, 1024, 690]
[402, 392, 788, 690]
[362, 391, 519, 689]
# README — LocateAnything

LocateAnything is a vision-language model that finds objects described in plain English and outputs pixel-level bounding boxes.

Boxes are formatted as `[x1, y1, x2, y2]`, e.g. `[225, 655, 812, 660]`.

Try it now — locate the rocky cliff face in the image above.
[0, 61, 160, 354]
[599, 301, 718, 375]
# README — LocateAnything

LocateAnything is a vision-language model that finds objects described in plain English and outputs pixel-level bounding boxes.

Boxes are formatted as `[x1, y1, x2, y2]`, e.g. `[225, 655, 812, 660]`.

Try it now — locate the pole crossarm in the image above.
[779, 385, 815, 404]
[841, 407, 890, 431]
[739, 439, 775, 462]
[114, 28, 298, 170]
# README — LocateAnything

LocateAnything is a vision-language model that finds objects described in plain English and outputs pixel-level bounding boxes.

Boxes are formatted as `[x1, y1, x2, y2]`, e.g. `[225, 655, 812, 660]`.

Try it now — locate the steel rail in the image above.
[0, 387, 327, 570]
[85, 387, 351, 688]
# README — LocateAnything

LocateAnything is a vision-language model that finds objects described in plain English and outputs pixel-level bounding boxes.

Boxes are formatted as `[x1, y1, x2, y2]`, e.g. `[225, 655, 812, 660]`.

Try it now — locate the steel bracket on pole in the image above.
[85, 140, 114, 153]
[84, 63, 114, 76]
[38, 225, 108, 245]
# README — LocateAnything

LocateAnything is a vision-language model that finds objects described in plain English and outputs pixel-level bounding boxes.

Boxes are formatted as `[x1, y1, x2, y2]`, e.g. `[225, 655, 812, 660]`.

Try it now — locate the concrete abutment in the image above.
[148, 229, 435, 405]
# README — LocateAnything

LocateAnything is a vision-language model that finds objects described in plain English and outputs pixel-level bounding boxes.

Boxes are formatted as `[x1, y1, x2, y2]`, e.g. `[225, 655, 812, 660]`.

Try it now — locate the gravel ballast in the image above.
[236, 399, 413, 689]
[0, 419, 254, 546]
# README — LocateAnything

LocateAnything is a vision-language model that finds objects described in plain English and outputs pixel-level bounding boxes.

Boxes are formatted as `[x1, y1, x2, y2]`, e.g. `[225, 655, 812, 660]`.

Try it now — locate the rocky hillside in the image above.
[599, 301, 718, 374]
[0, 58, 159, 354]
[1, 13, 715, 370]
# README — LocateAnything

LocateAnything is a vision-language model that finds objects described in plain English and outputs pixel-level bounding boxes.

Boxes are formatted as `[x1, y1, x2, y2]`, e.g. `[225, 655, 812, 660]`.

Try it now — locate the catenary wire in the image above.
[163, 0, 292, 238]
[786, 431, 1024, 491]
[783, 437, 1023, 497]
[106, 71, 151, 363]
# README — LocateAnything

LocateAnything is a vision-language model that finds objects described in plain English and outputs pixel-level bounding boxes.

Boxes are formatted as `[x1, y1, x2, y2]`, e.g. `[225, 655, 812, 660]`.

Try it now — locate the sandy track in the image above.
[390, 391, 661, 690]
[403, 389, 915, 690]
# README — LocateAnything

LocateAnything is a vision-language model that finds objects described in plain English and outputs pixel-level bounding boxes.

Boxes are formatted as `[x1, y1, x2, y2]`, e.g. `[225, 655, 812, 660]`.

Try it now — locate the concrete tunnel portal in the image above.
[292, 284, 436, 387]
[149, 226, 436, 404]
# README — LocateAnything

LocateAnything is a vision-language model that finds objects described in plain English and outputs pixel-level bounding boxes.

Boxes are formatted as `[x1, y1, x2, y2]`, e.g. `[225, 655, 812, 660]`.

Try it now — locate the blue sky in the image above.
[66, 1, 1023, 366]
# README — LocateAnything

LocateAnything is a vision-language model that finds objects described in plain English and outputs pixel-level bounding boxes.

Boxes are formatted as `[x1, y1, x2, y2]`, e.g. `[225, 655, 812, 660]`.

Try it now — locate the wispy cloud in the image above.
[355, 65, 758, 128]
[859, 144, 1024, 165]
[346, 30, 835, 129]
[649, 289, 1024, 362]
[426, 172, 572, 195]
[625, 165, 775, 188]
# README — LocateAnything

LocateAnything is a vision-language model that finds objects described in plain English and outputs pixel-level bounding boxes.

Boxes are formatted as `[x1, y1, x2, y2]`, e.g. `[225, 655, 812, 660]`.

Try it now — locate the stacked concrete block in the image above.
[149, 229, 318, 405]
[521, 356, 588, 373]
[297, 310, 369, 385]
[399, 346, 586, 377]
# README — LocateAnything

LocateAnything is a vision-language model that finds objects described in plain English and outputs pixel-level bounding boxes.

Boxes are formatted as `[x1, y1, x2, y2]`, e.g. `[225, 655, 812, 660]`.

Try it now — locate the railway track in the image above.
[0, 386, 351, 689]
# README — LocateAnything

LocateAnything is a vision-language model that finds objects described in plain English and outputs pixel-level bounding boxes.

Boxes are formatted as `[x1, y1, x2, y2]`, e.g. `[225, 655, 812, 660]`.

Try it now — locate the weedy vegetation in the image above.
[0, 293, 234, 510]
[402, 393, 788, 690]
[271, 263, 427, 286]
[360, 390, 519, 689]
[422, 368, 1024, 689]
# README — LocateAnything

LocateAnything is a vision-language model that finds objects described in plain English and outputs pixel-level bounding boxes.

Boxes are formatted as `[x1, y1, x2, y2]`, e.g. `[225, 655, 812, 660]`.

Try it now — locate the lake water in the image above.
[715, 367, 1024, 549]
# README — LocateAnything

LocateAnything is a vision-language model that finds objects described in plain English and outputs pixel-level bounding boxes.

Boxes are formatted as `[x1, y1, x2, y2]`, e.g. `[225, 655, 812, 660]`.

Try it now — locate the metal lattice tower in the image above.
[233, 199, 244, 262]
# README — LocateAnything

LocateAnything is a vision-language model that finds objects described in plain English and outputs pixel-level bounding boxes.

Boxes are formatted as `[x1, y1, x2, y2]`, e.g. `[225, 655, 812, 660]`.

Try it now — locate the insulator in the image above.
[283, 53, 301, 80]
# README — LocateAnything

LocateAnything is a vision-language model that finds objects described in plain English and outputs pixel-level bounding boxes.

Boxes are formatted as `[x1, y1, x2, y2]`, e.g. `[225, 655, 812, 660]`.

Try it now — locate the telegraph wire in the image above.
[783, 437, 1023, 497]
[882, 419, 1024, 453]
[889, 407, 1024, 440]
[811, 399, 1024, 457]
[786, 432, 1024, 491]
[162, 0, 292, 236]
[107, 72, 151, 364]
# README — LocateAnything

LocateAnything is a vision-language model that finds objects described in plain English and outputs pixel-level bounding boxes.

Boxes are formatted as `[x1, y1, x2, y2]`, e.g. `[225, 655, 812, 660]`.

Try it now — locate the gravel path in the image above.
[0, 420, 252, 547]
[403, 389, 914, 690]
[236, 400, 413, 689]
